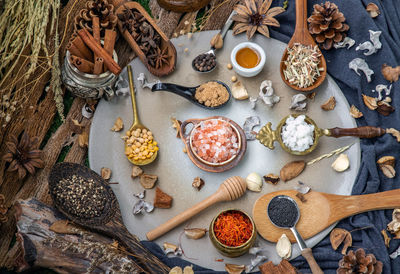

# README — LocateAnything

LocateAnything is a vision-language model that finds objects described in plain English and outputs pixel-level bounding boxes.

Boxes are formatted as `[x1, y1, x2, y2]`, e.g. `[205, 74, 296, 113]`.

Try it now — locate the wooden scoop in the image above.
[253, 189, 400, 243]
[146, 176, 247, 241]
[48, 162, 169, 273]
[279, 0, 327, 92]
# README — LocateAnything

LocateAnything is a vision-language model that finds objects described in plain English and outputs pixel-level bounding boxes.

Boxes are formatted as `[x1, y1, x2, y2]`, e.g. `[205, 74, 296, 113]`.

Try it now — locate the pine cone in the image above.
[74, 0, 117, 37]
[308, 1, 349, 50]
[337, 249, 383, 274]
[0, 194, 8, 224]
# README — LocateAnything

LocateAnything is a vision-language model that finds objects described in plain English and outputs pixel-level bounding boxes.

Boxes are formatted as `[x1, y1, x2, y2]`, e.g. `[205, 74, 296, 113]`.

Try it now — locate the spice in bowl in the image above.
[235, 47, 260, 69]
[192, 53, 216, 72]
[194, 81, 229, 107]
[267, 196, 299, 228]
[282, 43, 323, 88]
[191, 119, 239, 164]
[124, 128, 159, 162]
[281, 115, 315, 152]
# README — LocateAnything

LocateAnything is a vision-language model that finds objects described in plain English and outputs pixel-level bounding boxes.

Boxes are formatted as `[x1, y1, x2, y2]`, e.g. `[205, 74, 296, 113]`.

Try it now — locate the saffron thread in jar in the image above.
[213, 210, 253, 247]
[236, 47, 260, 69]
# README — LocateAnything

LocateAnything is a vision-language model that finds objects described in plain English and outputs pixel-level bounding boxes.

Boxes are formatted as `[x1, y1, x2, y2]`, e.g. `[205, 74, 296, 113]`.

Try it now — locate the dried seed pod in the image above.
[100, 167, 111, 180]
[192, 177, 205, 190]
[184, 228, 207, 239]
[225, 264, 245, 274]
[366, 3, 380, 18]
[377, 156, 396, 178]
[131, 166, 143, 178]
[377, 101, 395, 116]
[263, 173, 280, 185]
[111, 117, 124, 131]
[276, 234, 292, 259]
[387, 128, 400, 142]
[280, 161, 306, 182]
[330, 228, 352, 255]
[321, 96, 336, 111]
[210, 33, 223, 49]
[362, 94, 378, 110]
[349, 105, 363, 118]
[331, 153, 350, 172]
[140, 174, 158, 189]
[382, 64, 400, 83]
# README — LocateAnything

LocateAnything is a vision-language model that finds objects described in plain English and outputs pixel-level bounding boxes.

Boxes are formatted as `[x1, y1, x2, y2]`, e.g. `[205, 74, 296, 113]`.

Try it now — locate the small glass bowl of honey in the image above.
[230, 42, 266, 77]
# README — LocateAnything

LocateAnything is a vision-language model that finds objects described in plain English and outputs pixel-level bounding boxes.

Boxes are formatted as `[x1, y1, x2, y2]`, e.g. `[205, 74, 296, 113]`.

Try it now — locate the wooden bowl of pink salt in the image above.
[180, 117, 246, 171]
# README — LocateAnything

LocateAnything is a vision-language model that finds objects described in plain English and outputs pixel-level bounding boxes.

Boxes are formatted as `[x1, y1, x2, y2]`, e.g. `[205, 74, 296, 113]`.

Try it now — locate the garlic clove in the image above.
[246, 172, 262, 192]
[276, 233, 292, 259]
[331, 153, 350, 172]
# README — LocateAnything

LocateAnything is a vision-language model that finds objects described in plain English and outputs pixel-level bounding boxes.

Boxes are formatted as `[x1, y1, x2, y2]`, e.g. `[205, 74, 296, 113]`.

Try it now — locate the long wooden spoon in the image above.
[146, 176, 246, 241]
[280, 0, 327, 92]
[48, 162, 169, 273]
[253, 189, 400, 243]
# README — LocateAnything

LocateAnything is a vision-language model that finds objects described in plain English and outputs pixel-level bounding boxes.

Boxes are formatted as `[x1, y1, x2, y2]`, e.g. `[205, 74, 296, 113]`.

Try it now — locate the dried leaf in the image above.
[381, 229, 391, 247]
[100, 167, 111, 180]
[280, 160, 306, 182]
[350, 105, 363, 118]
[49, 220, 80, 234]
[111, 117, 124, 132]
[362, 94, 378, 110]
[321, 96, 336, 111]
[184, 228, 207, 239]
[225, 263, 245, 274]
[78, 131, 89, 148]
[330, 228, 352, 255]
[276, 233, 292, 259]
[386, 128, 400, 142]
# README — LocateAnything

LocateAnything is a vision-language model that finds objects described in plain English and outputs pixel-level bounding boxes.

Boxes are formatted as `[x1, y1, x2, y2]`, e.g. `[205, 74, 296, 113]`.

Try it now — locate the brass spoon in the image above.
[279, 0, 327, 92]
[257, 114, 385, 155]
[125, 65, 158, 165]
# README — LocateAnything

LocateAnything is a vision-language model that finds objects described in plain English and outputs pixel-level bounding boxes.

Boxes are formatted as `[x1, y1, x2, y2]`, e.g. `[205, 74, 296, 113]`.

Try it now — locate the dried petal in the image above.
[171, 117, 182, 138]
[78, 131, 89, 148]
[183, 266, 194, 274]
[387, 128, 400, 142]
[169, 266, 183, 274]
[381, 229, 391, 247]
[111, 117, 124, 132]
[330, 228, 352, 255]
[377, 156, 395, 167]
[320, 96, 336, 111]
[381, 64, 400, 83]
[280, 160, 306, 182]
[100, 167, 112, 180]
[131, 166, 143, 178]
[140, 174, 158, 189]
[388, 209, 400, 234]
[184, 228, 207, 239]
[377, 101, 395, 116]
[380, 165, 396, 178]
[349, 105, 363, 118]
[225, 263, 245, 274]
[210, 33, 223, 49]
[377, 156, 396, 178]
[192, 177, 205, 190]
[366, 3, 380, 18]
[362, 94, 378, 110]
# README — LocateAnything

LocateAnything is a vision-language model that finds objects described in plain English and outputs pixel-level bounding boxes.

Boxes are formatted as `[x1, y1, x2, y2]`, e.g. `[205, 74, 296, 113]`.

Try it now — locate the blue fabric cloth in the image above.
[141, 0, 400, 273]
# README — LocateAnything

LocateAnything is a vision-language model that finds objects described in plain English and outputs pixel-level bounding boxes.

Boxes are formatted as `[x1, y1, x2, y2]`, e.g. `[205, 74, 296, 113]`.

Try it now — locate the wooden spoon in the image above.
[253, 189, 400, 243]
[279, 0, 327, 92]
[48, 162, 170, 273]
[125, 65, 158, 166]
[146, 176, 247, 241]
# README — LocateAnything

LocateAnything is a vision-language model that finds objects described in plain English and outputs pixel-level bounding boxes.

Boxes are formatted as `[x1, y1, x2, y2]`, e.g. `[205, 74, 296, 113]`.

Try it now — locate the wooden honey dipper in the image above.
[146, 176, 247, 241]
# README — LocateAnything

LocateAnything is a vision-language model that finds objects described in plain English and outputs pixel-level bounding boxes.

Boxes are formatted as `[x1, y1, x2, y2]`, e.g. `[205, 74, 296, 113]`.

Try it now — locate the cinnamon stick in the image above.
[71, 35, 93, 61]
[70, 55, 94, 74]
[66, 42, 85, 59]
[103, 29, 117, 72]
[92, 16, 101, 60]
[77, 28, 121, 75]
[93, 57, 104, 75]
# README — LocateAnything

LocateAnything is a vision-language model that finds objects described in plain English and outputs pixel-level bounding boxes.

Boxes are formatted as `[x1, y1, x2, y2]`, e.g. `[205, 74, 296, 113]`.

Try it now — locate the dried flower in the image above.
[387, 128, 400, 142]
[232, 0, 285, 40]
[366, 3, 380, 18]
[2, 132, 44, 179]
[381, 64, 400, 83]
[111, 117, 124, 132]
[377, 156, 396, 178]
[321, 96, 336, 110]
[330, 228, 352, 255]
[349, 105, 363, 118]
[362, 94, 378, 110]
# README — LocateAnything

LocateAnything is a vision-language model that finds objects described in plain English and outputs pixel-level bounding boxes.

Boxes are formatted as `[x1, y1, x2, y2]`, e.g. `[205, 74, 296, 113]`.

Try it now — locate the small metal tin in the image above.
[61, 50, 118, 100]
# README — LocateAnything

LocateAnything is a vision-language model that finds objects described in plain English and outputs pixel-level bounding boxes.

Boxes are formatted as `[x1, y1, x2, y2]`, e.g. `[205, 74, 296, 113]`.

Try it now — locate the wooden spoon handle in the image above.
[328, 126, 385, 138]
[146, 191, 225, 241]
[301, 248, 324, 274]
[326, 188, 400, 222]
[295, 0, 308, 31]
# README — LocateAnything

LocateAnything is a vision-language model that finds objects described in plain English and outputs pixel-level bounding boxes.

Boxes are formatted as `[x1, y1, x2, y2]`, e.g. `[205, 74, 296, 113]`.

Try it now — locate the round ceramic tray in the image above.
[89, 30, 360, 271]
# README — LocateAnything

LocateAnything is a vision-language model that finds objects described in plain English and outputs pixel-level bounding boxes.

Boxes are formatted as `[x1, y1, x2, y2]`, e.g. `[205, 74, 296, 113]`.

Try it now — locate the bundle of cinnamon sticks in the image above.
[67, 16, 120, 75]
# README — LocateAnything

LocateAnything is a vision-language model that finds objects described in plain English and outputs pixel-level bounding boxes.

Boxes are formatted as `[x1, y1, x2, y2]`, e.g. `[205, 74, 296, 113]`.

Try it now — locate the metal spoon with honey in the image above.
[257, 114, 385, 155]
[125, 65, 158, 165]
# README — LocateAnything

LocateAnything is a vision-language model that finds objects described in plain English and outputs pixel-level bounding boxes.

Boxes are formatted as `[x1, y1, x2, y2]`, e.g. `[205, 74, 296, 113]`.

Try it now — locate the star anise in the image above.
[232, 0, 285, 40]
[148, 47, 170, 69]
[2, 132, 44, 179]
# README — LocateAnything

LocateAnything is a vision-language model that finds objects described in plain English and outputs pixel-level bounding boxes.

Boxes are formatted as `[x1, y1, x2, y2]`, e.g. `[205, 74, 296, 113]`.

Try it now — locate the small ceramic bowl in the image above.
[230, 42, 266, 77]
[209, 209, 256, 257]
